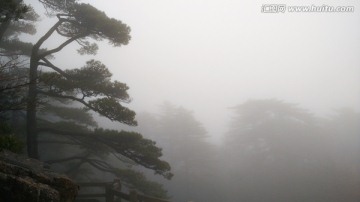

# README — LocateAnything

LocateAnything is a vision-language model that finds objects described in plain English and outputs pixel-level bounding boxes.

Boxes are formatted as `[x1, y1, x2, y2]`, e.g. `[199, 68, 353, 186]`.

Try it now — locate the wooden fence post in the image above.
[113, 179, 122, 202]
[129, 190, 138, 202]
[105, 183, 114, 202]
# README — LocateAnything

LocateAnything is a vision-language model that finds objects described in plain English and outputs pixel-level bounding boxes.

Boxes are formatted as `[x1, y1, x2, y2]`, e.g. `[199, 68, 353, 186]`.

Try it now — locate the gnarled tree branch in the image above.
[38, 32, 87, 58]
[38, 58, 71, 79]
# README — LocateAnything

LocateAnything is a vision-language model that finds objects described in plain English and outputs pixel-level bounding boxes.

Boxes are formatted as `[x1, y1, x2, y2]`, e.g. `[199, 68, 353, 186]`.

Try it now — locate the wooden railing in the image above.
[76, 180, 171, 202]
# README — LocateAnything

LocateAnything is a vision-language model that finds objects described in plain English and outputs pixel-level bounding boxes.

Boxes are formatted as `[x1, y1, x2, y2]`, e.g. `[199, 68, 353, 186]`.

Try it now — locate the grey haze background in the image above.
[28, 0, 360, 143]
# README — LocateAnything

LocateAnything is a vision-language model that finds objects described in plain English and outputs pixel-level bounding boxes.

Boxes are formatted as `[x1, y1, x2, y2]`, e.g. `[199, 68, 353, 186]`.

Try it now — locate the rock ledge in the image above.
[0, 151, 78, 202]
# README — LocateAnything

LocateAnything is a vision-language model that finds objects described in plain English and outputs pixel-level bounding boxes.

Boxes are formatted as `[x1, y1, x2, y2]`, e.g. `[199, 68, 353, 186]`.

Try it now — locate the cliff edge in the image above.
[0, 151, 78, 202]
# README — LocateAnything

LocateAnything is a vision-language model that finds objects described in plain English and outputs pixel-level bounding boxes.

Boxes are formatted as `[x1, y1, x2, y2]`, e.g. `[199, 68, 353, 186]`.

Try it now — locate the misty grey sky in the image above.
[27, 0, 360, 143]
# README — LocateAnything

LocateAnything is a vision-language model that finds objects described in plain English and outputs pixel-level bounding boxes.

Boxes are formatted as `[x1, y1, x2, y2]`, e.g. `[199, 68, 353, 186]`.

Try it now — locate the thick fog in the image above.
[18, 0, 360, 201]
[72, 0, 359, 143]
[26, 0, 360, 143]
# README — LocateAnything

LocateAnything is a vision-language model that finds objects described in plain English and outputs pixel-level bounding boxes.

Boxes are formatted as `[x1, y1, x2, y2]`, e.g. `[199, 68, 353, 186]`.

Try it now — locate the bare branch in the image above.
[38, 90, 93, 109]
[38, 32, 87, 58]
[32, 20, 64, 56]
[0, 82, 29, 92]
[38, 58, 71, 79]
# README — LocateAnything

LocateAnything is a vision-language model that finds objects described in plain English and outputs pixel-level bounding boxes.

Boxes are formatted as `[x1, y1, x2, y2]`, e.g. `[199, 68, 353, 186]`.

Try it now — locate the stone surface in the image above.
[0, 151, 79, 202]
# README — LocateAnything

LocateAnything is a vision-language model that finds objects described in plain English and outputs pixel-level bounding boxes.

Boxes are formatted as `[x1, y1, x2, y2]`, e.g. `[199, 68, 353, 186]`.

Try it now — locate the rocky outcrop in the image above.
[0, 151, 78, 202]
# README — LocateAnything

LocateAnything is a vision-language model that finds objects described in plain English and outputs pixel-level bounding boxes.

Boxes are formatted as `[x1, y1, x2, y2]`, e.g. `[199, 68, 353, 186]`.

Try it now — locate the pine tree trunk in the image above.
[26, 52, 39, 159]
[25, 20, 62, 159]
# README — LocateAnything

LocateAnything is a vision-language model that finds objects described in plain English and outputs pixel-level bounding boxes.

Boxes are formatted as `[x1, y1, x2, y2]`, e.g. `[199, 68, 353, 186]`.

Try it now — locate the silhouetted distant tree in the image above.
[324, 108, 360, 200]
[225, 99, 318, 162]
[223, 99, 359, 201]
[135, 103, 219, 202]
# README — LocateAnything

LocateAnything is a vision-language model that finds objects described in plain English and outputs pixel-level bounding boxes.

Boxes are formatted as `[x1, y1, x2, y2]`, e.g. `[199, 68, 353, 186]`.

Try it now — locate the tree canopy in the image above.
[0, 0, 173, 196]
[26, 1, 132, 158]
[0, 0, 39, 113]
